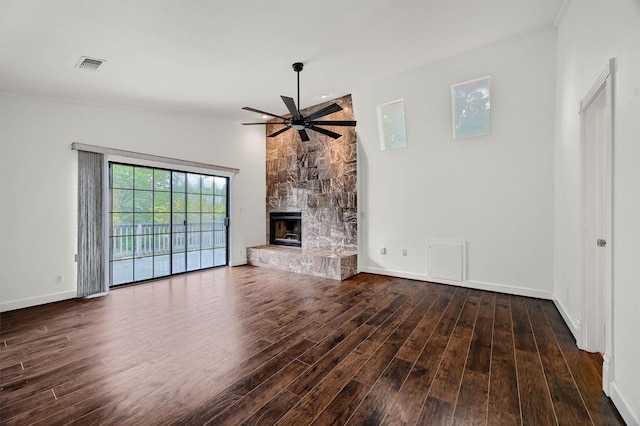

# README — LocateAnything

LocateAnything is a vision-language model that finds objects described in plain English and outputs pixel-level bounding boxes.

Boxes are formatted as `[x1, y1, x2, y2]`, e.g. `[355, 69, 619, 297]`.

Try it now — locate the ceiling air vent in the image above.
[75, 56, 106, 71]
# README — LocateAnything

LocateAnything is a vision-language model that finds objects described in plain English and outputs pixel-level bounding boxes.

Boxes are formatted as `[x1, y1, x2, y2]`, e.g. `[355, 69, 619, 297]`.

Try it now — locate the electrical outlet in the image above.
[402, 248, 408, 256]
[380, 246, 386, 255]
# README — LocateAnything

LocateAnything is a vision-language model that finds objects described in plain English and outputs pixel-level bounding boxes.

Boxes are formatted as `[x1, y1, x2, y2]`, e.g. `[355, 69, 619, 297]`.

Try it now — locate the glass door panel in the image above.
[110, 164, 135, 285]
[171, 171, 187, 275]
[186, 174, 202, 273]
[213, 177, 228, 266]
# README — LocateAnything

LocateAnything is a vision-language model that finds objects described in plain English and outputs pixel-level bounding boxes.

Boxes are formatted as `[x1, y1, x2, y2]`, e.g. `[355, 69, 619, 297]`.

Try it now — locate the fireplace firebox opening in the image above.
[270, 212, 302, 247]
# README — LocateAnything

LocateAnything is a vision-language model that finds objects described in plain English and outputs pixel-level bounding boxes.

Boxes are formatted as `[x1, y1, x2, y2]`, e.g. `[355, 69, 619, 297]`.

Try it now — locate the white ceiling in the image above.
[0, 0, 564, 122]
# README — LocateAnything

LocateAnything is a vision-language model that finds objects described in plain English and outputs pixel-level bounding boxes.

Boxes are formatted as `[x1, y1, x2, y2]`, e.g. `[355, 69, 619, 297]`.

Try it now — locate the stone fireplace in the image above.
[247, 94, 358, 280]
[269, 212, 302, 247]
[265, 94, 357, 251]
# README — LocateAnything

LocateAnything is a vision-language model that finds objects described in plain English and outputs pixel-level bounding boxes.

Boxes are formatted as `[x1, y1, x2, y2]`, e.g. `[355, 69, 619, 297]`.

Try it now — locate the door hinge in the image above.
[597, 239, 607, 247]
[225, 217, 229, 227]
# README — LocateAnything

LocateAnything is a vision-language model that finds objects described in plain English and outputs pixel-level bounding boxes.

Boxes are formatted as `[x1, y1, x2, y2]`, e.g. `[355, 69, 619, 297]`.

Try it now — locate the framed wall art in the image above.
[376, 99, 407, 150]
[451, 76, 491, 140]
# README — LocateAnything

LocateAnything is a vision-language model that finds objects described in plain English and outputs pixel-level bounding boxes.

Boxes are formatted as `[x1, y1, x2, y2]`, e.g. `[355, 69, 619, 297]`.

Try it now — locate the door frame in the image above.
[578, 58, 615, 394]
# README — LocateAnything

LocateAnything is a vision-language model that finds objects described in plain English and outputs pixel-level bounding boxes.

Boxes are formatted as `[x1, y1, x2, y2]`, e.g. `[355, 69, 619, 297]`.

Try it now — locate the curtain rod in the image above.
[71, 142, 240, 174]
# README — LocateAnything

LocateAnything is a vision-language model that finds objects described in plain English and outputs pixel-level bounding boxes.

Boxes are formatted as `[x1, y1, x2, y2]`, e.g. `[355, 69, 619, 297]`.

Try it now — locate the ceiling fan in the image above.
[242, 62, 356, 142]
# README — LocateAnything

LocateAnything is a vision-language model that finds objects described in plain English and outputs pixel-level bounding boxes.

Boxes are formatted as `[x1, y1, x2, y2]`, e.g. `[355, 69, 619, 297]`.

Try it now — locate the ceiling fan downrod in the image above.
[292, 62, 303, 117]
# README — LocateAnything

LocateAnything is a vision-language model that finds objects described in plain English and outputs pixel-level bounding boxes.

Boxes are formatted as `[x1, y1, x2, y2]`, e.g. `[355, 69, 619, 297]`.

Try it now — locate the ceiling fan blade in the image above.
[298, 129, 310, 142]
[308, 120, 357, 127]
[242, 106, 288, 120]
[308, 125, 342, 139]
[242, 121, 288, 125]
[281, 96, 301, 120]
[305, 103, 343, 121]
[267, 126, 291, 138]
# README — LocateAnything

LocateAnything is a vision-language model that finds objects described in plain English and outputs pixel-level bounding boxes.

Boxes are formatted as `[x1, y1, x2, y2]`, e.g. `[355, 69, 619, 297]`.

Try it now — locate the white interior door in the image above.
[584, 88, 607, 353]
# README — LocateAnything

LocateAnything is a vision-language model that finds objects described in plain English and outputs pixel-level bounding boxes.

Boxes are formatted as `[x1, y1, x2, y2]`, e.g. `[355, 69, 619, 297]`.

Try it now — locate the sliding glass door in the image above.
[109, 163, 228, 286]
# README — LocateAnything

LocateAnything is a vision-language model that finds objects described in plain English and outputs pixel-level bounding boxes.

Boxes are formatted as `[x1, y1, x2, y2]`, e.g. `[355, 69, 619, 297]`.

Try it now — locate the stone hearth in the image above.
[247, 245, 357, 281]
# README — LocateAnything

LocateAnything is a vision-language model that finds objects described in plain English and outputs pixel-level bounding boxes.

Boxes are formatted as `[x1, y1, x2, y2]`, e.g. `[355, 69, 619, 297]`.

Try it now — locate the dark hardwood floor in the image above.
[0, 267, 624, 425]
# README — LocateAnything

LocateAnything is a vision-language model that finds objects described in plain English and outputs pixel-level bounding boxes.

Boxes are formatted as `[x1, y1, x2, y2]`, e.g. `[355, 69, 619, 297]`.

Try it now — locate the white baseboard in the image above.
[602, 353, 612, 396]
[611, 381, 640, 426]
[362, 267, 553, 299]
[464, 279, 553, 300]
[552, 295, 580, 340]
[0, 290, 77, 313]
[364, 267, 430, 282]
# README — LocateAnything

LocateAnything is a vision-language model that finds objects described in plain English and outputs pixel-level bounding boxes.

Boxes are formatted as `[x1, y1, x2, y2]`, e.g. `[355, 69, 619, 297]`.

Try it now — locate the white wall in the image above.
[0, 95, 266, 312]
[353, 29, 556, 298]
[554, 1, 640, 423]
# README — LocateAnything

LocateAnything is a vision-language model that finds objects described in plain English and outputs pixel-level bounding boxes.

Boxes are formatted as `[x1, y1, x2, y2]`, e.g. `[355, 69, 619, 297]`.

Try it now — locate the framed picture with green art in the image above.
[451, 76, 491, 140]
[376, 99, 407, 150]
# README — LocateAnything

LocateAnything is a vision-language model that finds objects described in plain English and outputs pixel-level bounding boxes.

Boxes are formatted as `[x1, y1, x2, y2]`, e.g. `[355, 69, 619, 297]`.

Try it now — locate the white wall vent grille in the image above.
[75, 56, 105, 71]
